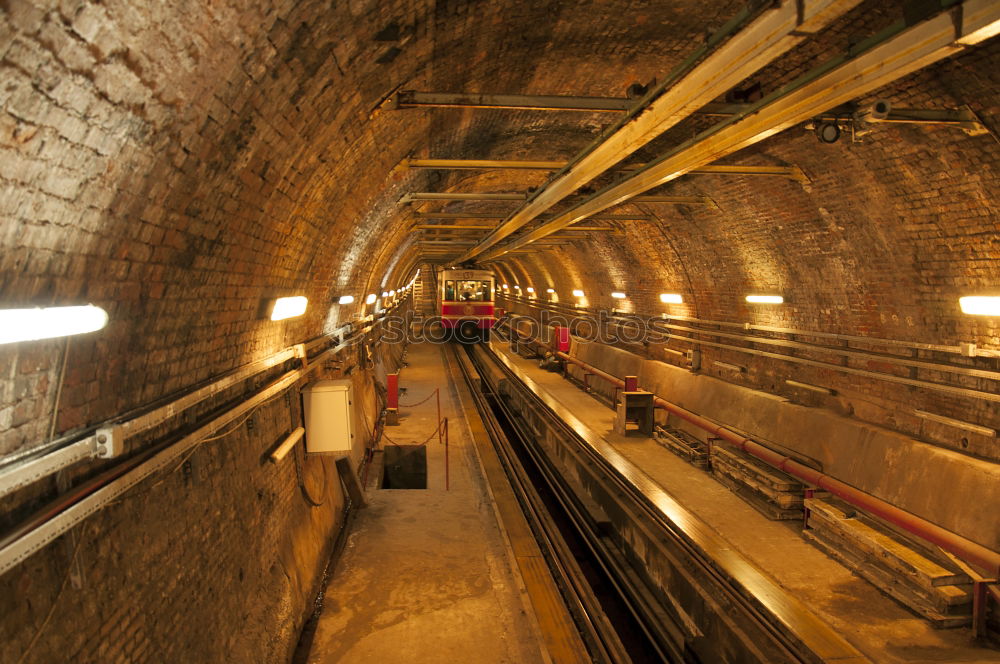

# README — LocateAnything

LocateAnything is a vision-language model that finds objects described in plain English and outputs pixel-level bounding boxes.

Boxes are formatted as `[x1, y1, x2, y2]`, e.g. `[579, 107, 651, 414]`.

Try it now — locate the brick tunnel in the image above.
[1, 1, 999, 662]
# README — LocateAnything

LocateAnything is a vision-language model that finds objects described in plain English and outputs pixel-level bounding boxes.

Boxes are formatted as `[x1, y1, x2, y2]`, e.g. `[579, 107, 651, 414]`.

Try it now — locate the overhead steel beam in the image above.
[402, 192, 526, 202]
[404, 192, 711, 205]
[479, 0, 1000, 260]
[395, 91, 760, 116]
[454, 0, 861, 264]
[404, 159, 809, 183]
[413, 225, 616, 232]
[413, 212, 650, 221]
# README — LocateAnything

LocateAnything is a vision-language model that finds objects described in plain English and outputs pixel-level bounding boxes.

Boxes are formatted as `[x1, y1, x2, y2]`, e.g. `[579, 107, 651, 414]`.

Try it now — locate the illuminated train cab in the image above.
[440, 268, 496, 342]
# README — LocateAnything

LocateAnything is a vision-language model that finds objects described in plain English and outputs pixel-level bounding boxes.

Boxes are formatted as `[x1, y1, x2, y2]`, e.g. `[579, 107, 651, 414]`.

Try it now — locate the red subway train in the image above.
[440, 268, 495, 341]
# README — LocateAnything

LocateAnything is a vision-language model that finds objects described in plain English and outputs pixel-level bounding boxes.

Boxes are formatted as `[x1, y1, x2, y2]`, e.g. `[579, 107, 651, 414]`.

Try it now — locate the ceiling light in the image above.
[381, 291, 389, 297]
[365, 293, 377, 305]
[270, 296, 308, 321]
[611, 292, 627, 299]
[526, 287, 535, 293]
[0, 305, 109, 344]
[546, 288, 555, 294]
[389, 290, 396, 296]
[959, 296, 1000, 316]
[338, 295, 355, 305]
[746, 295, 783, 304]
[572, 289, 585, 297]
[659, 293, 683, 304]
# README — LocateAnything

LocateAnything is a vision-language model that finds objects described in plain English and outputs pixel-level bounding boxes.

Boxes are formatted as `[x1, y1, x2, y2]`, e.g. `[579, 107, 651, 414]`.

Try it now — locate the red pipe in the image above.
[556, 351, 1000, 576]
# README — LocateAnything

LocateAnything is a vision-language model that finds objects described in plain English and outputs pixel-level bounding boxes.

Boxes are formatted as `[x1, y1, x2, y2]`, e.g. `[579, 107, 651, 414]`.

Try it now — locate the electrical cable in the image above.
[15, 523, 87, 664]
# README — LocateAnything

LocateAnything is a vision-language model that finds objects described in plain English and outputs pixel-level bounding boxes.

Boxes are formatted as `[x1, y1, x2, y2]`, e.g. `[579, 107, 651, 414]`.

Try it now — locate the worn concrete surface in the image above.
[493, 341, 1000, 664]
[306, 342, 545, 664]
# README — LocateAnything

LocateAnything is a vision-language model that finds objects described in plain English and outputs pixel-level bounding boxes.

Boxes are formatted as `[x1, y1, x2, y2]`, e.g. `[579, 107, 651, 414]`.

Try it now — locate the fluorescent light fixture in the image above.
[659, 293, 683, 304]
[960, 296, 1000, 316]
[381, 291, 389, 297]
[389, 290, 396, 296]
[746, 295, 784, 304]
[514, 285, 521, 290]
[270, 296, 308, 321]
[365, 293, 377, 305]
[546, 288, 555, 294]
[526, 287, 535, 293]
[611, 292, 626, 299]
[572, 289, 585, 297]
[0, 305, 109, 344]
[338, 295, 355, 305]
[502, 284, 509, 290]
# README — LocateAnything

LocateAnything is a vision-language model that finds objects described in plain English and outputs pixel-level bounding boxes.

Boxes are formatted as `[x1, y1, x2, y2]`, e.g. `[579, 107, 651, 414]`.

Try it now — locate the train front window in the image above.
[451, 280, 488, 302]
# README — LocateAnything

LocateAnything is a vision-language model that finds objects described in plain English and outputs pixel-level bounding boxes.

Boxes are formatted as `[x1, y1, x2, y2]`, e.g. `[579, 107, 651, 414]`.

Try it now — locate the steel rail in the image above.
[479, 343, 868, 663]
[482, 0, 999, 259]
[453, 346, 627, 663]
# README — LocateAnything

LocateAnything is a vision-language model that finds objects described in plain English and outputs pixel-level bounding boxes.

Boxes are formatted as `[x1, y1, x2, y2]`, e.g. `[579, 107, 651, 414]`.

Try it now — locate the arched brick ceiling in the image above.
[0, 0, 998, 440]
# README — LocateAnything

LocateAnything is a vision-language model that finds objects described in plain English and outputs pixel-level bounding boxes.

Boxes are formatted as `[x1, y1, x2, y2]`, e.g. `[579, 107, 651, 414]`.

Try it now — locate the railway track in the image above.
[447, 340, 870, 664]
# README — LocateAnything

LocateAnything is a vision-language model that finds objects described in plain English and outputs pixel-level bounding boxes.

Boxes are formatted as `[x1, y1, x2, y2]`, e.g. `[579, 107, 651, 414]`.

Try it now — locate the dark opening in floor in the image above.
[381, 444, 427, 489]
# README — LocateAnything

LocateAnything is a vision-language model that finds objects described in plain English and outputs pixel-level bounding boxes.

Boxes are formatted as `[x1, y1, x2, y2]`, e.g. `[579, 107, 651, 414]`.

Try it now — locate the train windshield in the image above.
[445, 280, 491, 302]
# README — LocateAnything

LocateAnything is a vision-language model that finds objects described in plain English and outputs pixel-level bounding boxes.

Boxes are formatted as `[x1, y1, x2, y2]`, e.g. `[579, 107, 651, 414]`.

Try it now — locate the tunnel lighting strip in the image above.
[497, 296, 1000, 401]
[659, 293, 684, 304]
[0, 302, 410, 577]
[0, 305, 108, 344]
[746, 295, 784, 304]
[500, 294, 1000, 359]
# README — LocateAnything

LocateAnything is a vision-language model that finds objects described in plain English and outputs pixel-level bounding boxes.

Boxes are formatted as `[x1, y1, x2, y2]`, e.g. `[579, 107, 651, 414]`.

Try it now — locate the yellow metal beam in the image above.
[480, 0, 1000, 260]
[455, 0, 861, 263]
[404, 159, 808, 184]
[404, 192, 710, 205]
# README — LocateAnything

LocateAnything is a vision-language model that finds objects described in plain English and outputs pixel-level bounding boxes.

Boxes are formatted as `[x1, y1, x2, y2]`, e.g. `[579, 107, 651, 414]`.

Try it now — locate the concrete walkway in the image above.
[306, 342, 545, 664]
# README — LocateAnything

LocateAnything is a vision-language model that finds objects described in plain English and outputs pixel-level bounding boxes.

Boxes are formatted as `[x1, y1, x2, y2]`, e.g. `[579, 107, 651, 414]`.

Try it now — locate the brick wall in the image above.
[1, 0, 998, 660]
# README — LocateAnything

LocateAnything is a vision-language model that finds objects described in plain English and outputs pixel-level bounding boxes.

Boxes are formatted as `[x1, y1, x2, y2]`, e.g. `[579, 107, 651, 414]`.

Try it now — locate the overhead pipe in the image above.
[553, 350, 1000, 576]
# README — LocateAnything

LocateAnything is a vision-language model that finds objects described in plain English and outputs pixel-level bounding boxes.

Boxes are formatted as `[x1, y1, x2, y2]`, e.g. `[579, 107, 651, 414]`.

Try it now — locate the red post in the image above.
[387, 373, 399, 409]
[386, 373, 400, 426]
[624, 375, 638, 391]
[436, 388, 442, 446]
[555, 325, 571, 352]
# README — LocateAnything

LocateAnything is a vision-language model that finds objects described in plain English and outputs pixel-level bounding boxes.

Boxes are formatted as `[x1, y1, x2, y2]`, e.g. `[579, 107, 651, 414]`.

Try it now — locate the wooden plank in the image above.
[803, 528, 971, 627]
[713, 469, 803, 520]
[712, 460, 803, 509]
[713, 444, 802, 491]
[806, 498, 970, 589]
[335, 457, 367, 508]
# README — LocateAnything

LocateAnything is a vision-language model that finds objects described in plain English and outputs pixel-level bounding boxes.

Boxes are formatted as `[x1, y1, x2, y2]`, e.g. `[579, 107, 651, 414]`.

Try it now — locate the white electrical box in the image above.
[302, 379, 355, 454]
